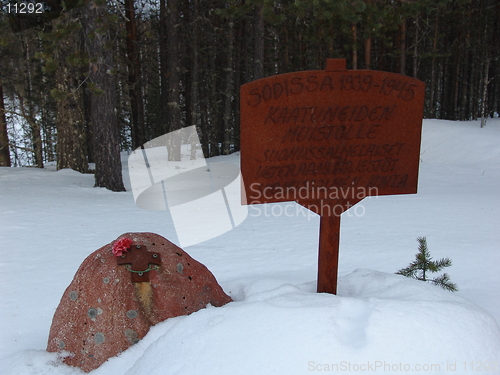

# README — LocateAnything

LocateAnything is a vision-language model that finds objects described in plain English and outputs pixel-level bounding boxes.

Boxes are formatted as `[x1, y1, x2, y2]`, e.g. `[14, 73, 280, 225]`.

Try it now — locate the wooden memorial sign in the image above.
[240, 59, 425, 294]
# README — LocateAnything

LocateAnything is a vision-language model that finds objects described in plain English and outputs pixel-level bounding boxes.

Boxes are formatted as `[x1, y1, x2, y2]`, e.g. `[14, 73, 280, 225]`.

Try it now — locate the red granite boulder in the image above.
[47, 232, 232, 372]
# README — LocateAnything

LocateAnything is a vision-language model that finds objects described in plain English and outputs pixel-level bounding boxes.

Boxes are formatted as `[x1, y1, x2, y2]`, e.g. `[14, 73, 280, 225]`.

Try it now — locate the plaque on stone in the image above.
[240, 59, 425, 294]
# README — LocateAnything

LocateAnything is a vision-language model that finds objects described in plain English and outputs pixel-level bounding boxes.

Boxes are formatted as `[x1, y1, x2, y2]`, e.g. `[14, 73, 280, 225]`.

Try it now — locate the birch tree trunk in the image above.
[480, 58, 490, 128]
[0, 80, 11, 166]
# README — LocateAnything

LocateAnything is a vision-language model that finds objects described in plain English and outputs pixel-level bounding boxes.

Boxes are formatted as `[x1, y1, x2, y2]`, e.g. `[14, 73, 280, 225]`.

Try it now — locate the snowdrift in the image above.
[1, 119, 499, 374]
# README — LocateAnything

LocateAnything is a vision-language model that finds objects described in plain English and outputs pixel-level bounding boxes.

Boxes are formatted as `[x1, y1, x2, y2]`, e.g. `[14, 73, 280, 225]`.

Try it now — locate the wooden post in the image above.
[317, 215, 341, 294]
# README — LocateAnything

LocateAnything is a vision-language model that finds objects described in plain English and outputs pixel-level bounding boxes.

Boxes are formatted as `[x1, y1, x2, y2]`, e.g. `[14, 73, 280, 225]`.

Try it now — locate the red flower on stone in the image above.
[112, 237, 133, 257]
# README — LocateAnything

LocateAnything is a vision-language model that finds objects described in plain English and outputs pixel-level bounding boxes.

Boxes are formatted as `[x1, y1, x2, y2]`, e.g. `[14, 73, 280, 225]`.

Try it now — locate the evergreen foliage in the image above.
[396, 237, 458, 292]
[1, 0, 499, 171]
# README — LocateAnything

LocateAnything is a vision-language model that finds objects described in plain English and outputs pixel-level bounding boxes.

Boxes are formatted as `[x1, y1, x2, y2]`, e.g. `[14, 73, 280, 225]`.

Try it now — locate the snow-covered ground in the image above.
[1, 119, 499, 374]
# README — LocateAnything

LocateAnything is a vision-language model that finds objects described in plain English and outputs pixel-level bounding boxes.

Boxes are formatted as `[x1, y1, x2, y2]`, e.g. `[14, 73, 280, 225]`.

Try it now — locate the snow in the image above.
[1, 119, 500, 374]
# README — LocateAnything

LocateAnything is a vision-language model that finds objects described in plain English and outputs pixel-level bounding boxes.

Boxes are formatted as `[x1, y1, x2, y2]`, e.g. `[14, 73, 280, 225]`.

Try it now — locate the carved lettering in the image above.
[260, 143, 404, 163]
[262, 84, 272, 101]
[265, 105, 396, 125]
[247, 74, 337, 107]
[367, 174, 408, 188]
[320, 75, 334, 90]
[356, 158, 398, 173]
[264, 107, 281, 124]
[281, 124, 381, 143]
[290, 76, 304, 94]
[306, 75, 319, 91]
[273, 82, 284, 98]
[246, 71, 419, 107]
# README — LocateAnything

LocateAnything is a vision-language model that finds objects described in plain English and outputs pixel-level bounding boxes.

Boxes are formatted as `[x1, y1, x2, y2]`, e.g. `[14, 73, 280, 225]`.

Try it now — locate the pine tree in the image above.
[396, 237, 458, 292]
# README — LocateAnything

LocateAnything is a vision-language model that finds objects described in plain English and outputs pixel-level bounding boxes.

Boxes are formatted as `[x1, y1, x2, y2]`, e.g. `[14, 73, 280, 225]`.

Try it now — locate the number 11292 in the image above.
[6, 2, 44, 13]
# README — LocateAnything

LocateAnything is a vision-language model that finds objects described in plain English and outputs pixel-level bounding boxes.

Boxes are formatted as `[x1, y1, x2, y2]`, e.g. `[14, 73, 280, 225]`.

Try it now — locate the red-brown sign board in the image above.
[240, 59, 425, 294]
[241, 59, 425, 216]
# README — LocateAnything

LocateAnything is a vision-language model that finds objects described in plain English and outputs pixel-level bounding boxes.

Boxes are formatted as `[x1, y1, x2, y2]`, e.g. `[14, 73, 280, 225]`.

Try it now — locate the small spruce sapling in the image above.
[396, 237, 458, 292]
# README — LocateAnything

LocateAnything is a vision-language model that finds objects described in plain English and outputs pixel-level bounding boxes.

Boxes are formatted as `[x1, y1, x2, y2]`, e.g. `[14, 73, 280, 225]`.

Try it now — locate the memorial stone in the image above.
[47, 232, 231, 372]
[241, 59, 425, 294]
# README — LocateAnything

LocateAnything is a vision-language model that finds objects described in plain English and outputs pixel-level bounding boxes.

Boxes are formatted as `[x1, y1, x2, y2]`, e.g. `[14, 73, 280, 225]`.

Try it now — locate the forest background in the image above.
[0, 0, 499, 191]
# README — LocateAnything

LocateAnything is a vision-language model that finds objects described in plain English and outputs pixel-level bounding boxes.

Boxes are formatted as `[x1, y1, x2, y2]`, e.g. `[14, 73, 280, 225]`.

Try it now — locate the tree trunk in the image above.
[189, 0, 200, 159]
[398, 17, 406, 75]
[125, 0, 145, 149]
[208, 19, 220, 157]
[413, 14, 419, 78]
[0, 80, 11, 167]
[54, 77, 86, 172]
[233, 17, 247, 153]
[199, 83, 209, 159]
[223, 19, 234, 155]
[480, 58, 490, 128]
[364, 37, 371, 70]
[53, 12, 87, 173]
[83, 0, 125, 191]
[254, 5, 264, 79]
[480, 0, 492, 127]
[429, 12, 439, 118]
[364, 0, 372, 69]
[28, 100, 44, 168]
[166, 0, 181, 160]
[83, 78, 93, 163]
[40, 86, 56, 163]
[20, 32, 44, 168]
[283, 25, 290, 70]
[460, 23, 471, 120]
[159, 0, 167, 134]
[454, 59, 460, 120]
[351, 22, 357, 70]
